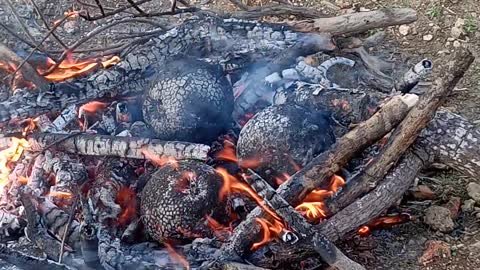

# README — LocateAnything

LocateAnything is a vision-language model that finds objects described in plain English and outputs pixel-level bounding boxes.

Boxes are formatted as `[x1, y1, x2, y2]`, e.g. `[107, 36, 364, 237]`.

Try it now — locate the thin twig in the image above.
[29, 0, 68, 50]
[40, 18, 166, 76]
[136, 6, 199, 17]
[75, 0, 116, 11]
[2, 0, 39, 45]
[58, 195, 79, 263]
[127, 0, 147, 15]
[93, 0, 106, 16]
[79, 0, 152, 21]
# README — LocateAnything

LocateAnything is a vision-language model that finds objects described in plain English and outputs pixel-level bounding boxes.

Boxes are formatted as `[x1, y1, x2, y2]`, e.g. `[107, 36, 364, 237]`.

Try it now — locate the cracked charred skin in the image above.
[143, 57, 233, 143]
[140, 160, 223, 243]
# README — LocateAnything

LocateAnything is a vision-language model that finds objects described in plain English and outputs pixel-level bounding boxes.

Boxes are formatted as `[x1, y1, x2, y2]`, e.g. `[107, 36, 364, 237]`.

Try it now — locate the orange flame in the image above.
[0, 138, 29, 187]
[48, 191, 73, 199]
[17, 176, 28, 185]
[40, 51, 120, 82]
[274, 173, 291, 186]
[141, 148, 179, 169]
[296, 174, 345, 222]
[358, 225, 370, 236]
[251, 217, 285, 250]
[357, 214, 412, 237]
[53, 10, 79, 26]
[79, 101, 108, 115]
[20, 118, 38, 136]
[115, 187, 137, 225]
[215, 140, 261, 168]
[164, 242, 190, 270]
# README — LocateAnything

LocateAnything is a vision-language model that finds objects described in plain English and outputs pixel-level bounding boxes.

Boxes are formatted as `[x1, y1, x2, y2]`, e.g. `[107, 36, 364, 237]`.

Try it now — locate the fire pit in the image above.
[0, 1, 477, 270]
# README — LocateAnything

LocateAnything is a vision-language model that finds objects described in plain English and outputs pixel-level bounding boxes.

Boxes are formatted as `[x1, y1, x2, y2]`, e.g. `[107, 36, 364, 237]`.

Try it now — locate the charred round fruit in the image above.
[237, 104, 335, 183]
[140, 160, 222, 242]
[143, 57, 234, 143]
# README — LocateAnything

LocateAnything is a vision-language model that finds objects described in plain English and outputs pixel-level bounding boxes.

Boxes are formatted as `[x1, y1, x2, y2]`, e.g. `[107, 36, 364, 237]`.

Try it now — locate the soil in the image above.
[0, 0, 479, 269]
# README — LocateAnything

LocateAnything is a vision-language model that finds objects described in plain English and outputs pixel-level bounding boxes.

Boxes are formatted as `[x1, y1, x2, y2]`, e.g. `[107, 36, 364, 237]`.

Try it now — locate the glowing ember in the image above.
[251, 217, 285, 250]
[17, 176, 28, 185]
[215, 140, 261, 168]
[141, 148, 179, 168]
[40, 51, 120, 82]
[175, 171, 196, 193]
[0, 138, 29, 187]
[20, 118, 37, 136]
[164, 242, 190, 270]
[296, 174, 346, 222]
[358, 225, 370, 236]
[274, 173, 290, 186]
[48, 191, 73, 199]
[53, 10, 79, 26]
[115, 187, 137, 226]
[79, 101, 108, 115]
[0, 62, 35, 89]
[358, 213, 412, 237]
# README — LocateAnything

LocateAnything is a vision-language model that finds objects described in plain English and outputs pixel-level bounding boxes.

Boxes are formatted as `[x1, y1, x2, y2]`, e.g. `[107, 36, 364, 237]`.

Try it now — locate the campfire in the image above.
[0, 1, 477, 270]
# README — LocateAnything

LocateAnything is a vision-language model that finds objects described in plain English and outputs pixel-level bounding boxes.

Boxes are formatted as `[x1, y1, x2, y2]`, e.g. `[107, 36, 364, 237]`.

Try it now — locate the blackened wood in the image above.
[0, 244, 74, 270]
[290, 8, 417, 35]
[326, 48, 474, 214]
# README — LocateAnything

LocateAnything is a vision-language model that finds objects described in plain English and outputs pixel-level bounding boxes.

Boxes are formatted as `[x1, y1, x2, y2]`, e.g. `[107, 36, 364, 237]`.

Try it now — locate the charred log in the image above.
[0, 133, 210, 161]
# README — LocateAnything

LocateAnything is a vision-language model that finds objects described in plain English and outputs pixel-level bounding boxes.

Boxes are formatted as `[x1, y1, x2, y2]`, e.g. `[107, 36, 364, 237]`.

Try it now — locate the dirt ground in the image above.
[0, 0, 479, 269]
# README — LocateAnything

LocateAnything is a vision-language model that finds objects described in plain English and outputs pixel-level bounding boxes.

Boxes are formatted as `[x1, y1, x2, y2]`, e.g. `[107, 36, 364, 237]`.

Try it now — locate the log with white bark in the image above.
[289, 8, 417, 35]
[0, 133, 210, 161]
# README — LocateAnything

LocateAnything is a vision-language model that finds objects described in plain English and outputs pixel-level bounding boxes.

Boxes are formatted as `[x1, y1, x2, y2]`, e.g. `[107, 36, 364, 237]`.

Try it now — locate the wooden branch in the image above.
[0, 43, 49, 92]
[326, 48, 474, 215]
[0, 133, 210, 161]
[289, 8, 417, 35]
[276, 94, 418, 207]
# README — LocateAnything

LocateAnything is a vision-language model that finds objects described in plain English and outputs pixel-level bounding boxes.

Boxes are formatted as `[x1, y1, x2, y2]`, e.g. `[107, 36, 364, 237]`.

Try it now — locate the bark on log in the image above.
[326, 48, 474, 214]
[420, 110, 480, 179]
[219, 94, 417, 259]
[231, 4, 327, 20]
[0, 133, 210, 161]
[289, 8, 417, 35]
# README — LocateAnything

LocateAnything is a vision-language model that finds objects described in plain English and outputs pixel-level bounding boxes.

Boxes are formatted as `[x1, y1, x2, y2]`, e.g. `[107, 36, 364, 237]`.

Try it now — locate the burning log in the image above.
[326, 48, 475, 215]
[0, 17, 316, 124]
[0, 43, 48, 93]
[290, 8, 417, 36]
[217, 94, 417, 262]
[0, 133, 210, 161]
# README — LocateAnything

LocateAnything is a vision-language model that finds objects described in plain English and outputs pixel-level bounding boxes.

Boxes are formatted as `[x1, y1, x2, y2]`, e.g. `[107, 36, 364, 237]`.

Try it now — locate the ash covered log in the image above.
[420, 110, 480, 179]
[0, 133, 210, 161]
[141, 161, 223, 242]
[326, 48, 474, 214]
[143, 57, 233, 143]
[237, 104, 335, 184]
[0, 17, 324, 124]
[290, 8, 417, 35]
